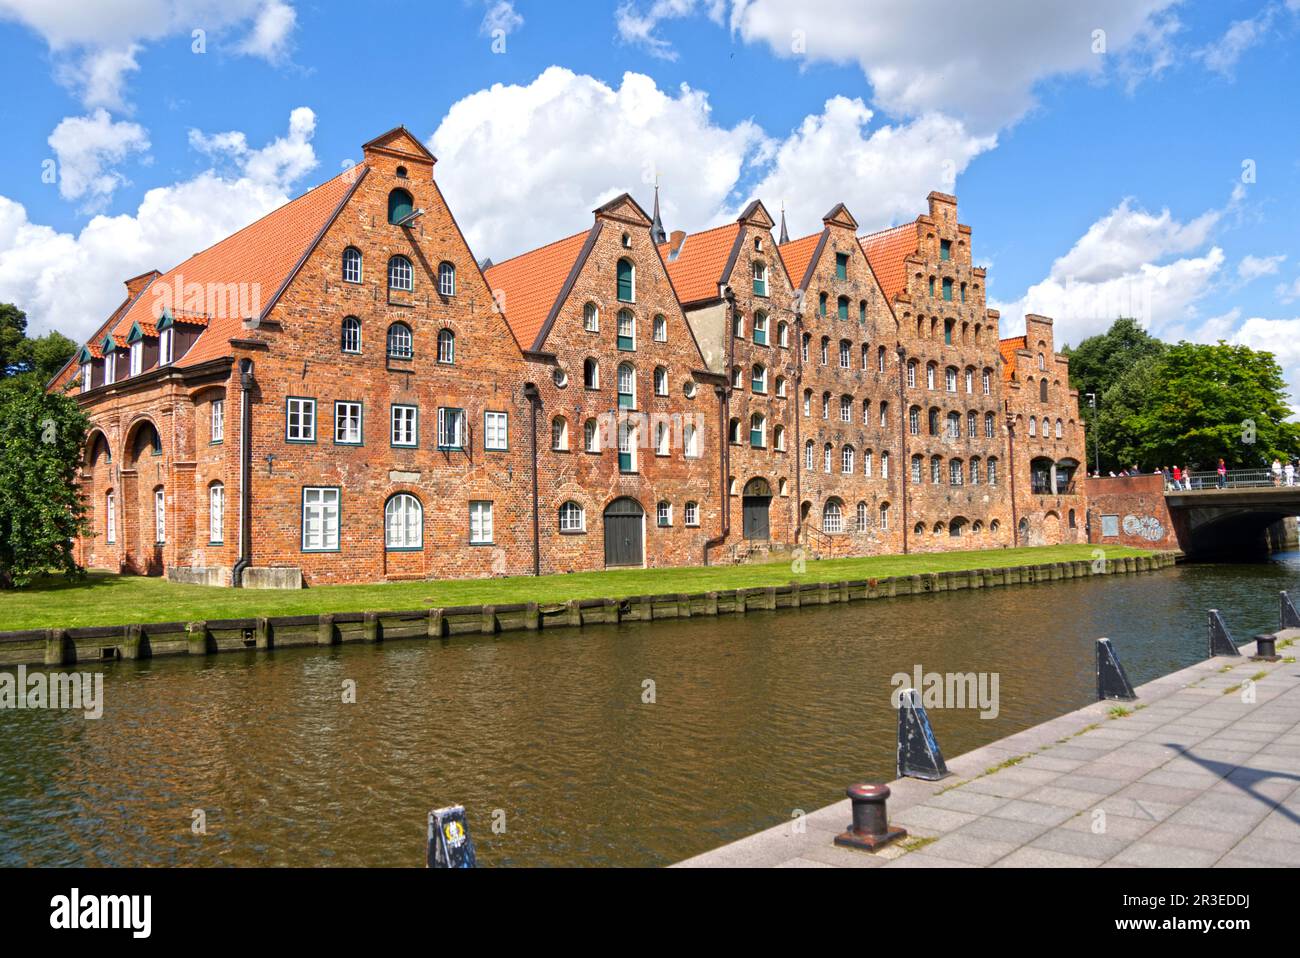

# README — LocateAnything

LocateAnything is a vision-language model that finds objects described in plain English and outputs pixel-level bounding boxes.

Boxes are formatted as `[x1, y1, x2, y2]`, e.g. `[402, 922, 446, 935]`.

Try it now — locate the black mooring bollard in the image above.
[897, 688, 949, 780]
[833, 783, 907, 852]
[1208, 609, 1241, 657]
[427, 805, 477, 868]
[1252, 634, 1281, 662]
[1281, 591, 1300, 630]
[1096, 638, 1137, 701]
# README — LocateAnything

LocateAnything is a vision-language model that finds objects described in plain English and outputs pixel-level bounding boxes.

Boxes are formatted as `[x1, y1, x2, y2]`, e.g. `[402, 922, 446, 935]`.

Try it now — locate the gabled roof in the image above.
[484, 228, 594, 351]
[999, 335, 1026, 382]
[777, 231, 824, 292]
[96, 165, 364, 371]
[362, 126, 436, 163]
[660, 221, 741, 306]
[859, 222, 918, 303]
[822, 203, 858, 230]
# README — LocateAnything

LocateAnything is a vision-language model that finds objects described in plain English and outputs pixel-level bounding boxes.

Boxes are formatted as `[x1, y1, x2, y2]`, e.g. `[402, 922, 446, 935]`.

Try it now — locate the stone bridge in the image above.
[1165, 486, 1300, 557]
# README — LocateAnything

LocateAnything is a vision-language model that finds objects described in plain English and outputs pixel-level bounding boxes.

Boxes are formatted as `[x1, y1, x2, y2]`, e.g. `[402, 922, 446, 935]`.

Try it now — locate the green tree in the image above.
[0, 302, 78, 383]
[0, 375, 90, 588]
[0, 303, 27, 375]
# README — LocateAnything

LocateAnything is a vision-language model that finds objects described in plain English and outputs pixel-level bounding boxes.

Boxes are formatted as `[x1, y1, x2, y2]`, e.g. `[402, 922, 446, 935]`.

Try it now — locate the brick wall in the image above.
[1084, 474, 1181, 551]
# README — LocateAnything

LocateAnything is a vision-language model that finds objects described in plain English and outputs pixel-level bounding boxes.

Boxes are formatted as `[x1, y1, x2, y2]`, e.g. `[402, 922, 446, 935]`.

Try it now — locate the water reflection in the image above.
[1, 554, 1297, 867]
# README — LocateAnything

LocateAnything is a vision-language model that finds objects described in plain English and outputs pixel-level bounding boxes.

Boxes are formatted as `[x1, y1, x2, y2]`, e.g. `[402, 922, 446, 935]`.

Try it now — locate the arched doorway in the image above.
[742, 477, 772, 540]
[603, 497, 645, 567]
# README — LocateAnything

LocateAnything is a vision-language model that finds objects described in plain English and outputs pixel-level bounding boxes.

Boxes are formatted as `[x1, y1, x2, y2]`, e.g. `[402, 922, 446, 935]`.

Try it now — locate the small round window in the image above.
[553, 368, 569, 388]
[683, 380, 697, 399]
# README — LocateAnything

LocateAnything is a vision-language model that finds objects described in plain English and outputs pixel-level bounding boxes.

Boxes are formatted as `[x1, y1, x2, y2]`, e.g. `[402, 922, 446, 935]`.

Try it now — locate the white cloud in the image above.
[1196, 2, 1298, 78]
[1277, 276, 1300, 304]
[747, 97, 995, 238]
[47, 110, 151, 210]
[615, 0, 1180, 131]
[0, 109, 318, 342]
[1238, 253, 1286, 280]
[1229, 316, 1300, 416]
[429, 67, 768, 261]
[481, 1, 524, 36]
[1047, 198, 1221, 285]
[0, 0, 299, 107]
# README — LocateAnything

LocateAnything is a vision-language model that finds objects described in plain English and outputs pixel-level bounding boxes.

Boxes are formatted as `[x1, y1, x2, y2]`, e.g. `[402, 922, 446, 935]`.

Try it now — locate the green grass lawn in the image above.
[0, 543, 1156, 631]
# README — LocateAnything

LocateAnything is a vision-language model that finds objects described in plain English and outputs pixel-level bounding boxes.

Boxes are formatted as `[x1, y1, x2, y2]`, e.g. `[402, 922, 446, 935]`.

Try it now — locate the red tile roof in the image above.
[777, 232, 822, 291]
[660, 221, 739, 305]
[999, 335, 1026, 382]
[859, 222, 918, 303]
[100, 166, 362, 370]
[484, 229, 592, 350]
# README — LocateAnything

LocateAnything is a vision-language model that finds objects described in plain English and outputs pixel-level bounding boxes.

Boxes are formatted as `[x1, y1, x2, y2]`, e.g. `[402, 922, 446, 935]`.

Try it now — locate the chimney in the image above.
[668, 230, 687, 260]
[124, 270, 161, 301]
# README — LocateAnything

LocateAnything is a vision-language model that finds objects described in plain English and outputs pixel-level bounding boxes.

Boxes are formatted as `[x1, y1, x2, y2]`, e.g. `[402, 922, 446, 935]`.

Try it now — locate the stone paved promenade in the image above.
[679, 632, 1300, 868]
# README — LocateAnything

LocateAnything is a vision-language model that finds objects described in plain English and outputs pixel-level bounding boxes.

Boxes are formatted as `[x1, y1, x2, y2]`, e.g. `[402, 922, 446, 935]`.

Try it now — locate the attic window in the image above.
[754, 237, 762, 251]
[396, 166, 408, 179]
[621, 233, 632, 249]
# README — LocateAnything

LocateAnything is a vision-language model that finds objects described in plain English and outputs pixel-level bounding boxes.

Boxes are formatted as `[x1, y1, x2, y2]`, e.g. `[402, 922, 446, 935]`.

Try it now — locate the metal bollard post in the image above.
[1251, 634, 1281, 662]
[1208, 609, 1241, 657]
[833, 783, 907, 852]
[1096, 638, 1137, 701]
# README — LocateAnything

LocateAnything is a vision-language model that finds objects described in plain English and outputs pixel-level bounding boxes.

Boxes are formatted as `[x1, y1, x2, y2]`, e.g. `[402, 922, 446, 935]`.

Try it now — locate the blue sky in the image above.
[1, 0, 1299, 385]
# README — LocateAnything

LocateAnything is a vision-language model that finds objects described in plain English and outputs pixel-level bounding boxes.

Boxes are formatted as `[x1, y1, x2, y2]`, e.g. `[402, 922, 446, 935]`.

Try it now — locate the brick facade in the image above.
[54, 128, 1090, 586]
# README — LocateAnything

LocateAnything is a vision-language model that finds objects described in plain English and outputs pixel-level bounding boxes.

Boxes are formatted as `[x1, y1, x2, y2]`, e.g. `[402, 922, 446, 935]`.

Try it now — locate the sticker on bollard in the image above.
[1208, 609, 1241, 657]
[1281, 591, 1300, 630]
[896, 688, 949, 780]
[1096, 638, 1137, 701]
[427, 805, 476, 868]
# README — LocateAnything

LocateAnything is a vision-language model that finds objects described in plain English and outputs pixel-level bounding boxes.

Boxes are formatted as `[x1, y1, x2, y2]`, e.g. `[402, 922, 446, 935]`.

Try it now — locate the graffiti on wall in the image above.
[1122, 514, 1166, 542]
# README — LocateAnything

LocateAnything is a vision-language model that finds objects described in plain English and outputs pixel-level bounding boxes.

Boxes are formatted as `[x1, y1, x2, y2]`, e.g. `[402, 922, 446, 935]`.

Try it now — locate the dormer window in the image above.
[129, 340, 143, 376]
[80, 362, 91, 393]
[159, 327, 174, 366]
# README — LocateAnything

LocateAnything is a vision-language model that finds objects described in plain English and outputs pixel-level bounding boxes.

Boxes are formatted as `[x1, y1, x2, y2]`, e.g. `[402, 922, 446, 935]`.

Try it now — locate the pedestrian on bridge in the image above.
[1287, 461, 1296, 487]
[1171, 464, 1182, 490]
[1217, 458, 1227, 488]
[1272, 457, 1283, 486]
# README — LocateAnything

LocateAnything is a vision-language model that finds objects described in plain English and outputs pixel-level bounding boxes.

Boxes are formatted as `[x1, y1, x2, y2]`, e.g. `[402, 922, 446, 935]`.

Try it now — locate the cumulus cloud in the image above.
[747, 97, 995, 238]
[1047, 198, 1222, 286]
[0, 109, 318, 342]
[615, 0, 1180, 131]
[429, 67, 769, 260]
[47, 109, 151, 210]
[1196, 2, 1299, 78]
[0, 0, 300, 107]
[1238, 253, 1286, 281]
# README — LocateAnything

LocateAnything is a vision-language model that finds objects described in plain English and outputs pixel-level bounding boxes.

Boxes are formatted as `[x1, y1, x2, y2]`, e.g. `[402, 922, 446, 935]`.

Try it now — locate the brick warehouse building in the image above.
[50, 127, 1086, 587]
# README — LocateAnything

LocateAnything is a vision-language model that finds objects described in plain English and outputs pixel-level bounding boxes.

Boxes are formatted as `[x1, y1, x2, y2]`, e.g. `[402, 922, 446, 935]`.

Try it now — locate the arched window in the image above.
[653, 314, 667, 342]
[967, 410, 977, 438]
[551, 416, 569, 451]
[931, 455, 942, 484]
[950, 459, 963, 486]
[657, 500, 673, 527]
[982, 369, 991, 394]
[970, 457, 981, 485]
[655, 366, 668, 396]
[1043, 416, 1051, 436]
[775, 376, 786, 397]
[1040, 378, 1049, 402]
[584, 302, 599, 332]
[777, 321, 789, 347]
[988, 457, 999, 485]
[820, 337, 829, 365]
[617, 363, 636, 408]
[842, 445, 855, 474]
[342, 247, 362, 283]
[881, 451, 889, 478]
[584, 418, 600, 452]
[837, 296, 849, 321]
[805, 440, 815, 471]
[685, 501, 700, 526]
[965, 368, 974, 393]
[559, 501, 586, 532]
[753, 311, 768, 345]
[864, 449, 874, 477]
[385, 493, 423, 549]
[985, 412, 995, 438]
[584, 358, 599, 389]
[928, 408, 940, 435]
[907, 360, 917, 387]
[616, 258, 635, 302]
[1055, 419, 1063, 439]
[926, 363, 936, 389]
[341, 316, 361, 353]
[822, 499, 844, 534]
[387, 322, 413, 359]
[437, 328, 455, 364]
[438, 261, 456, 297]
[946, 411, 960, 439]
[945, 366, 958, 392]
[823, 443, 833, 473]
[840, 395, 852, 422]
[878, 345, 886, 372]
[617, 309, 636, 350]
[1037, 352, 1045, 370]
[911, 454, 923, 484]
[655, 420, 670, 456]
[856, 501, 869, 532]
[773, 424, 785, 451]
[388, 254, 413, 291]
[684, 422, 699, 457]
[1028, 417, 1037, 437]
[732, 366, 744, 389]
[387, 188, 413, 225]
[752, 261, 768, 296]
[209, 482, 225, 544]
[750, 413, 766, 448]
[839, 339, 851, 368]
[879, 501, 890, 530]
[729, 417, 741, 444]
[752, 364, 767, 394]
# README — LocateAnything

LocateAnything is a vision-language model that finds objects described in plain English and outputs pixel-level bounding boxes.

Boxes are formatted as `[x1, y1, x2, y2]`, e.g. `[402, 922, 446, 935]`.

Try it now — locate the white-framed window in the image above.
[822, 500, 843, 534]
[617, 419, 637, 473]
[81, 362, 91, 392]
[839, 340, 851, 368]
[210, 399, 225, 443]
[341, 316, 361, 353]
[927, 364, 936, 389]
[655, 420, 670, 456]
[484, 411, 508, 451]
[286, 397, 316, 442]
[775, 376, 786, 397]
[104, 351, 116, 385]
[552, 416, 570, 451]
[392, 404, 418, 447]
[342, 246, 362, 283]
[584, 418, 600, 453]
[907, 360, 917, 387]
[105, 491, 116, 543]
[159, 328, 174, 366]
[584, 302, 599, 332]
[469, 500, 494, 544]
[385, 493, 423, 549]
[335, 401, 362, 444]
[842, 446, 855, 474]
[753, 311, 769, 345]
[438, 261, 456, 296]
[685, 501, 699, 526]
[752, 261, 768, 296]
[824, 444, 833, 474]
[438, 407, 466, 450]
[154, 487, 166, 542]
[750, 413, 766, 448]
[880, 502, 890, 530]
[840, 395, 851, 422]
[302, 487, 340, 551]
[653, 314, 667, 342]
[988, 458, 999, 485]
[983, 369, 991, 394]
[130, 341, 143, 376]
[805, 440, 814, 471]
[774, 424, 785, 451]
[683, 422, 699, 458]
[387, 322, 413, 359]
[388, 255, 413, 292]
[209, 483, 225, 544]
[1029, 417, 1037, 437]
[777, 321, 789, 347]
[985, 412, 995, 438]
[617, 309, 636, 350]
[752, 364, 767, 394]
[946, 367, 958, 392]
[864, 450, 873, 477]
[438, 329, 455, 364]
[856, 502, 869, 533]
[881, 451, 889, 478]
[617, 363, 636, 409]
[559, 501, 585, 533]
[656, 501, 673, 527]
[655, 366, 668, 396]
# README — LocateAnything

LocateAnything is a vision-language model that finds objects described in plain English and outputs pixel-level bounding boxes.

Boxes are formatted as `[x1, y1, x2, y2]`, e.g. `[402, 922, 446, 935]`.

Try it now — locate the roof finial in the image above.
[650, 176, 667, 245]
[779, 200, 790, 245]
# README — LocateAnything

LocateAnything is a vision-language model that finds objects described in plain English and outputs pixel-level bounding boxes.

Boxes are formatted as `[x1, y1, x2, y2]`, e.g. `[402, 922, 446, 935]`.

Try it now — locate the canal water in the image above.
[2, 554, 1298, 867]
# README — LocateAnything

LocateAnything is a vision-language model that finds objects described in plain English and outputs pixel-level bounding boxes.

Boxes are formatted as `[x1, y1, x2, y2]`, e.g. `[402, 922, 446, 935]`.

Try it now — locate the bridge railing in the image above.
[1176, 469, 1276, 491]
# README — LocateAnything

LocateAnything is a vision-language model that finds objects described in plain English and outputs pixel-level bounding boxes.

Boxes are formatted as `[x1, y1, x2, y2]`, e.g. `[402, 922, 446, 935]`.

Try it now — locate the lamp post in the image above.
[1086, 392, 1099, 476]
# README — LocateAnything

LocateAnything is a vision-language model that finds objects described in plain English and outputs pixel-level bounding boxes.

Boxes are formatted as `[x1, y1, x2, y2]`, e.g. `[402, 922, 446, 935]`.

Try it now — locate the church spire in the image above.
[779, 200, 790, 244]
[650, 179, 667, 245]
